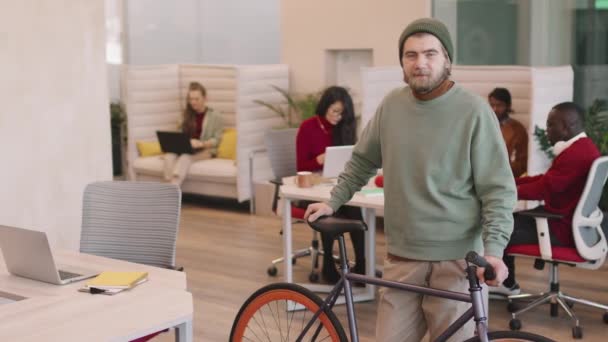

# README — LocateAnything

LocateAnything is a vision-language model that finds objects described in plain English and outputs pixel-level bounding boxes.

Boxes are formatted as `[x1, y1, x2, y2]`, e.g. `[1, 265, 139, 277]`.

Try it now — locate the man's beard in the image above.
[404, 63, 451, 94]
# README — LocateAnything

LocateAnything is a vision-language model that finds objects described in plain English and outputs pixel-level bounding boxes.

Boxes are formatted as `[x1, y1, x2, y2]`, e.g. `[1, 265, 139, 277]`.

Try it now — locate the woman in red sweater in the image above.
[296, 86, 365, 283]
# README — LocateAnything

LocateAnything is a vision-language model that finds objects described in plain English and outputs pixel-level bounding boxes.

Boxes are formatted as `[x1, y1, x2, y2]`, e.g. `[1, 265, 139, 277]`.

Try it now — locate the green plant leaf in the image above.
[253, 85, 321, 128]
[533, 125, 554, 159]
[253, 99, 288, 119]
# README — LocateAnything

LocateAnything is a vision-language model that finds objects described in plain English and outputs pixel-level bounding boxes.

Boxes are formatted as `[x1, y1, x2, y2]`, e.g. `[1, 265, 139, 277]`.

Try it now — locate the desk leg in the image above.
[283, 198, 293, 283]
[362, 207, 376, 300]
[175, 319, 193, 342]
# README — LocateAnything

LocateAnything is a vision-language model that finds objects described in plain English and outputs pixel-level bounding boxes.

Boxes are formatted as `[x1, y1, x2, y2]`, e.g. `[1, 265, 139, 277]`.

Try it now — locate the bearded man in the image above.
[305, 18, 516, 341]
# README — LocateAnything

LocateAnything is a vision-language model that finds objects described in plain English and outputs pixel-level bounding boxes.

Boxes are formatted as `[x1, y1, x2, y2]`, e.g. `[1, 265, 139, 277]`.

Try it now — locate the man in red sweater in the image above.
[491, 102, 601, 296]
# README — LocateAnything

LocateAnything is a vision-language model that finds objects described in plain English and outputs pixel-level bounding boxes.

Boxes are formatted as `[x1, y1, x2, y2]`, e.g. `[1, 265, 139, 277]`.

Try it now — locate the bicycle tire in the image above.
[463, 330, 555, 342]
[230, 282, 348, 342]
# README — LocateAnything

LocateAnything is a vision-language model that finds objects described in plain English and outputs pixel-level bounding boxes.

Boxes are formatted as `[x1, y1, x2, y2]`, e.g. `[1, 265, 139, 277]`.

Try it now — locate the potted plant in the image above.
[254, 85, 321, 128]
[110, 102, 126, 176]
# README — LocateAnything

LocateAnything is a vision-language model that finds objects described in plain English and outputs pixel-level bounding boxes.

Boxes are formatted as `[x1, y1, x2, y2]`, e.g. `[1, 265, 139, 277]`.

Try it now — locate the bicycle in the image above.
[231, 216, 554, 342]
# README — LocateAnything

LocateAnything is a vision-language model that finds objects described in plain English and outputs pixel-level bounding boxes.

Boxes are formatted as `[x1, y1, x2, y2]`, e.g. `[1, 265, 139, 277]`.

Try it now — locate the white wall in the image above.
[200, 0, 280, 64]
[125, 0, 280, 65]
[0, 0, 112, 250]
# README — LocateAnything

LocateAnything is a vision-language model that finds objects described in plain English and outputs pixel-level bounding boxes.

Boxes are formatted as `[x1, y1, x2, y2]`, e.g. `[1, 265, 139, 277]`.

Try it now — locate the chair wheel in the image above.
[550, 302, 558, 317]
[292, 258, 297, 265]
[267, 266, 278, 276]
[572, 326, 583, 339]
[308, 272, 319, 283]
[507, 302, 518, 313]
[566, 300, 574, 308]
[375, 269, 383, 278]
[509, 319, 521, 331]
[603, 312, 608, 324]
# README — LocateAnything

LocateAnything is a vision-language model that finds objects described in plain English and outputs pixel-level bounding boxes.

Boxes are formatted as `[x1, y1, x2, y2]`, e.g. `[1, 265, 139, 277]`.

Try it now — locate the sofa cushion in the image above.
[133, 156, 165, 177]
[133, 156, 236, 184]
[187, 158, 237, 184]
[136, 141, 163, 157]
[217, 128, 237, 160]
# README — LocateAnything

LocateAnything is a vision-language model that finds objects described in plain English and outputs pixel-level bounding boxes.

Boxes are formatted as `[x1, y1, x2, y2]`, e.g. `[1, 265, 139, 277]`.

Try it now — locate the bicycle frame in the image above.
[297, 235, 492, 342]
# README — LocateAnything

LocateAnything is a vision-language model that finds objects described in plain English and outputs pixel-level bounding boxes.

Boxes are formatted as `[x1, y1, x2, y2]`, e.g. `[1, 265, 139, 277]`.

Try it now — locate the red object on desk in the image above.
[374, 175, 384, 188]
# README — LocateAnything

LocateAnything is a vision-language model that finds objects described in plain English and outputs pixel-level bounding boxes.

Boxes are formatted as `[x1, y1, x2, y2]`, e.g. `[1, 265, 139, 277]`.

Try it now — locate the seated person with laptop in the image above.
[160, 82, 224, 185]
[490, 102, 600, 296]
[295, 86, 365, 283]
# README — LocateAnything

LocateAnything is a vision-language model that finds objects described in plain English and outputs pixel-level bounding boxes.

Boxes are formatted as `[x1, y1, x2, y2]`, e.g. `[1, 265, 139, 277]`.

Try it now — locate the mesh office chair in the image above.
[81, 181, 182, 269]
[264, 128, 324, 282]
[506, 156, 608, 339]
[80, 181, 183, 342]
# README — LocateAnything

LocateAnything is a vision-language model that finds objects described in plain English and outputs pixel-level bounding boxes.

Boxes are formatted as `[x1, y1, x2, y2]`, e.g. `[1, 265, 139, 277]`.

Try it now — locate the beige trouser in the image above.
[163, 150, 212, 185]
[376, 256, 488, 342]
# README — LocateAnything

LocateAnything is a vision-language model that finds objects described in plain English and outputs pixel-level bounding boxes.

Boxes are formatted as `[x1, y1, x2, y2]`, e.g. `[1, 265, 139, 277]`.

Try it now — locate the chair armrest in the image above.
[518, 206, 564, 220]
[269, 179, 283, 186]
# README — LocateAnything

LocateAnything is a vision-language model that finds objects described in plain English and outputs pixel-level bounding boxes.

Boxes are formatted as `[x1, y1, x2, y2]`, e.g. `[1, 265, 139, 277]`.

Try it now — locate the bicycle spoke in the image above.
[232, 285, 345, 342]
[246, 315, 268, 342]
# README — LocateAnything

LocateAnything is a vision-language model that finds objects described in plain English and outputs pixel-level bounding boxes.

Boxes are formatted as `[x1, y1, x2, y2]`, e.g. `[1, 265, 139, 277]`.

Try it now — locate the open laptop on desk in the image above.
[0, 225, 97, 285]
[322, 145, 354, 180]
[157, 131, 202, 155]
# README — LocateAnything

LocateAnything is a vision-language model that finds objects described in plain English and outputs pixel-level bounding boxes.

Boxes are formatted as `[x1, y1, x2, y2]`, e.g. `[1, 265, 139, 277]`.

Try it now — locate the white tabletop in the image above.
[0, 250, 192, 341]
[280, 176, 384, 210]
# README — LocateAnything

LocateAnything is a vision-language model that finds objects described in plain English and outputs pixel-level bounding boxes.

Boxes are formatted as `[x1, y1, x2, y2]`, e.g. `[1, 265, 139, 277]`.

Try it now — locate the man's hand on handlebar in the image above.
[304, 203, 334, 222]
[477, 255, 508, 286]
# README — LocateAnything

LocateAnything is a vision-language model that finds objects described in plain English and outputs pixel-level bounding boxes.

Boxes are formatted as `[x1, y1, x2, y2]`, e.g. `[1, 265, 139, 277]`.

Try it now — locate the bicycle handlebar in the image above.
[465, 251, 496, 281]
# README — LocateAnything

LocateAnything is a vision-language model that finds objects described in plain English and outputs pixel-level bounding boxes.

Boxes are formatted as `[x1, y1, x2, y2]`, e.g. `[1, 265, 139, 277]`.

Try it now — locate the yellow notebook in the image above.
[86, 271, 148, 289]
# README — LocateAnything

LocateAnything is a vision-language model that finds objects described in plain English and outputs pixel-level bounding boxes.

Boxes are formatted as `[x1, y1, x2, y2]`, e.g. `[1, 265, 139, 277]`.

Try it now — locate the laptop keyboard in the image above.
[58, 270, 81, 280]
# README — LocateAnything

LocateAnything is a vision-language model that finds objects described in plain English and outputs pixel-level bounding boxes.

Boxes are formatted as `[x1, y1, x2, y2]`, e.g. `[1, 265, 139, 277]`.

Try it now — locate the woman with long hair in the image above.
[296, 86, 365, 283]
[163, 82, 224, 185]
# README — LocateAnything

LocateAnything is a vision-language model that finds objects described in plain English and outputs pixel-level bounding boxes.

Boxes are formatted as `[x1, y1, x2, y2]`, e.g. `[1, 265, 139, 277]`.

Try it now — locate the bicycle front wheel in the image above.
[230, 283, 347, 342]
[463, 330, 555, 342]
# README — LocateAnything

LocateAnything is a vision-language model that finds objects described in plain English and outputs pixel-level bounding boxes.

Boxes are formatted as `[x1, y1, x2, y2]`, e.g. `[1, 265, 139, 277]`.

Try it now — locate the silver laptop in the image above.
[323, 145, 354, 178]
[0, 225, 97, 285]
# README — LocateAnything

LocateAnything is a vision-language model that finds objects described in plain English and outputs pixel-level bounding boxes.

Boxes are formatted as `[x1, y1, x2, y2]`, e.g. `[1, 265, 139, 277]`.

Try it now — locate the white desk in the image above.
[280, 178, 384, 303]
[0, 250, 193, 342]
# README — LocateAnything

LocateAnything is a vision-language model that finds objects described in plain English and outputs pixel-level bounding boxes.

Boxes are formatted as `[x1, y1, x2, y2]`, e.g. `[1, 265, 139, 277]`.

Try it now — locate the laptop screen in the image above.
[322, 145, 354, 178]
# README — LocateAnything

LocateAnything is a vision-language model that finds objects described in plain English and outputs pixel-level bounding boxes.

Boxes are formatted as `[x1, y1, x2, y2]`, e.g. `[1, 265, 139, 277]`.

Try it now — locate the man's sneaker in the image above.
[488, 283, 521, 300]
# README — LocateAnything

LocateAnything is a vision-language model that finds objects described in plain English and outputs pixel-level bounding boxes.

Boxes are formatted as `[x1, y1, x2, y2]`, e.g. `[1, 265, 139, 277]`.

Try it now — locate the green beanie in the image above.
[398, 18, 454, 65]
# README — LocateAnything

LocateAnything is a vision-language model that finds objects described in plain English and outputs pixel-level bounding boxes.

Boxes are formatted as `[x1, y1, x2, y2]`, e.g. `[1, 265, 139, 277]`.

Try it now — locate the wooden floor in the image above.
[157, 200, 608, 341]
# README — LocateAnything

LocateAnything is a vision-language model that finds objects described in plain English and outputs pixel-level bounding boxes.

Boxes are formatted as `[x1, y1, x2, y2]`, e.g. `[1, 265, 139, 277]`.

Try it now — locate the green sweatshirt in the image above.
[328, 84, 516, 260]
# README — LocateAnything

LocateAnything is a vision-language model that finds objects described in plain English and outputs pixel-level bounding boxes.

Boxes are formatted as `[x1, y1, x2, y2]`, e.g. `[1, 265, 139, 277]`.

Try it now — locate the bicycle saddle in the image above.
[307, 216, 367, 237]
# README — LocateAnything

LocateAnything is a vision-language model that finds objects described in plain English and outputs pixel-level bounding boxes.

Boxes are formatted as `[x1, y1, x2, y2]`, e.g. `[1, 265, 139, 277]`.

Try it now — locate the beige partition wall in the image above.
[0, 1, 111, 250]
[280, 0, 431, 94]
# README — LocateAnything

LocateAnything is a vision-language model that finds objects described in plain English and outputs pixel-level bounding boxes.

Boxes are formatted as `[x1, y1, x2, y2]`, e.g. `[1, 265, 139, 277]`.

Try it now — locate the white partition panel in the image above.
[451, 66, 532, 130]
[122, 65, 181, 180]
[360, 65, 574, 177]
[179, 64, 238, 128]
[236, 64, 289, 201]
[528, 66, 574, 175]
[360, 66, 402, 130]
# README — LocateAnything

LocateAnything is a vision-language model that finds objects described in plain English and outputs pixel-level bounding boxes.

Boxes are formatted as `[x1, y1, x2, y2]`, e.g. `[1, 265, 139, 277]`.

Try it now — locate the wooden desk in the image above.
[0, 250, 193, 341]
[280, 178, 383, 303]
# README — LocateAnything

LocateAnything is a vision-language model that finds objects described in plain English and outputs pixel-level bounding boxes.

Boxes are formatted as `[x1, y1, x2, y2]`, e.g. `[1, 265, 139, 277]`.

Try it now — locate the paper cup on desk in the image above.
[295, 171, 313, 188]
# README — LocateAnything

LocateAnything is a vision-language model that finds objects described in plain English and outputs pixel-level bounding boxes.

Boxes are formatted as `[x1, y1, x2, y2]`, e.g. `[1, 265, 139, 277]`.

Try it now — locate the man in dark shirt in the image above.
[489, 88, 528, 178]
